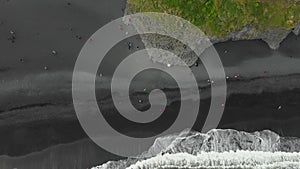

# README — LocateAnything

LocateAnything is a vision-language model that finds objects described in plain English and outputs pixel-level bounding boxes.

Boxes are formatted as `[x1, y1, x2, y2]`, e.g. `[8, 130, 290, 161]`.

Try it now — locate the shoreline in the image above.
[1, 86, 300, 156]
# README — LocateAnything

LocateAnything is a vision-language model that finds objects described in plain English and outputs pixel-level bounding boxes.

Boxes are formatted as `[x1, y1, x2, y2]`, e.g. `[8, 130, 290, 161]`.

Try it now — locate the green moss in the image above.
[127, 0, 300, 37]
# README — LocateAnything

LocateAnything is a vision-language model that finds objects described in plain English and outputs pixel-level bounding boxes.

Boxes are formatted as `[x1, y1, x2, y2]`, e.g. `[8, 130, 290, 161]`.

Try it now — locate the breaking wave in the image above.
[92, 129, 300, 169]
[126, 151, 300, 169]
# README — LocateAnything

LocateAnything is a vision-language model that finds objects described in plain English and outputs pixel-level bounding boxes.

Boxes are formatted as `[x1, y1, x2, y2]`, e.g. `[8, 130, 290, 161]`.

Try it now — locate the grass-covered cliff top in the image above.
[126, 0, 300, 37]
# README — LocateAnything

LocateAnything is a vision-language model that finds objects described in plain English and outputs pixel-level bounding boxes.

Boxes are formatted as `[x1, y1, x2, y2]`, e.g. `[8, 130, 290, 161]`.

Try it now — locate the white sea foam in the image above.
[124, 151, 300, 169]
[91, 129, 300, 169]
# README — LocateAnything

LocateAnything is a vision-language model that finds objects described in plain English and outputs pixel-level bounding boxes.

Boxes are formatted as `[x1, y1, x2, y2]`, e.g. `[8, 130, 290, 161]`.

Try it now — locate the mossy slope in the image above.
[127, 0, 300, 38]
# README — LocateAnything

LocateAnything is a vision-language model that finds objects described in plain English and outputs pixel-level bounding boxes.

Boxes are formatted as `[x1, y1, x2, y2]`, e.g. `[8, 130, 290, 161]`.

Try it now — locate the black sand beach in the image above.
[0, 0, 300, 168]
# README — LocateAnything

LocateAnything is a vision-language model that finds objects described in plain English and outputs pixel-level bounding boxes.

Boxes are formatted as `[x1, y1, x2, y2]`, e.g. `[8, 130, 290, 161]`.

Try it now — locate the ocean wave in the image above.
[92, 129, 300, 169]
[125, 151, 300, 169]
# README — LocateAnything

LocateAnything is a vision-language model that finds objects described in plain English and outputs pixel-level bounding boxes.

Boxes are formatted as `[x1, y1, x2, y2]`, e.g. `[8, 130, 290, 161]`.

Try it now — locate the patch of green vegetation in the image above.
[127, 0, 300, 37]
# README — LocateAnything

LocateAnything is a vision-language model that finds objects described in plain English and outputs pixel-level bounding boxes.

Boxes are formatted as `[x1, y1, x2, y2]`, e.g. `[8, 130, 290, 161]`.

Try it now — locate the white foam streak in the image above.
[125, 151, 300, 169]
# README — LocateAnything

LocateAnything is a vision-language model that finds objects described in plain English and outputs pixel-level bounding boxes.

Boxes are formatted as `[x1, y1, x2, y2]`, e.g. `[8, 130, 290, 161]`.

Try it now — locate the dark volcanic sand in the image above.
[1, 43, 300, 168]
[1, 87, 300, 169]
[0, 0, 300, 168]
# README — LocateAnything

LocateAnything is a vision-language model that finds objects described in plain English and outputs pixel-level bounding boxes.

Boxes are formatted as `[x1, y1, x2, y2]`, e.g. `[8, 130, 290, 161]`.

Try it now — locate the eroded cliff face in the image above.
[293, 22, 300, 35]
[92, 129, 300, 169]
[210, 25, 293, 50]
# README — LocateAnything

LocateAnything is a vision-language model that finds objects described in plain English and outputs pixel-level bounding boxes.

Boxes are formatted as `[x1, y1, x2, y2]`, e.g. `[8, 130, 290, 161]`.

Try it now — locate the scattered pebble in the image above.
[167, 63, 172, 68]
[8, 37, 15, 43]
[226, 76, 230, 80]
[10, 30, 15, 35]
[127, 42, 133, 50]
[8, 30, 16, 43]
[44, 66, 49, 70]
[76, 35, 82, 40]
[52, 50, 58, 55]
[167, 45, 174, 50]
[224, 50, 228, 54]
[278, 105, 282, 110]
[138, 99, 143, 103]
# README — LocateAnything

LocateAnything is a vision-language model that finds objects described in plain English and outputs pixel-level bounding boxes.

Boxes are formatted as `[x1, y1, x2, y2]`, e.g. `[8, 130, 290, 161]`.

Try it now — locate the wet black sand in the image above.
[1, 34, 300, 168]
[0, 85, 300, 169]
[0, 0, 300, 168]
